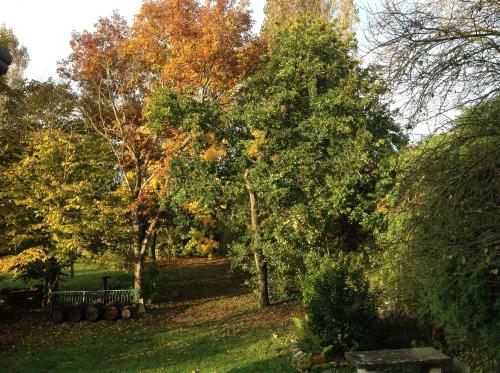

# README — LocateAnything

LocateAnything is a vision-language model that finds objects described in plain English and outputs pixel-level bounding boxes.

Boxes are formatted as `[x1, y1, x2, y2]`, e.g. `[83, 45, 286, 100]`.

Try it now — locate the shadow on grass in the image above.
[226, 356, 294, 373]
[144, 261, 249, 304]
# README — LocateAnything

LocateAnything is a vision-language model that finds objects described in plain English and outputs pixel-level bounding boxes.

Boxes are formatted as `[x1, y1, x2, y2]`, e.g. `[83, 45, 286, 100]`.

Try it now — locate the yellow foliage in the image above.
[185, 228, 219, 255]
[200, 237, 219, 253]
[184, 201, 216, 226]
[247, 130, 266, 159]
[0, 247, 49, 274]
[184, 201, 201, 214]
[376, 203, 389, 214]
[201, 146, 227, 162]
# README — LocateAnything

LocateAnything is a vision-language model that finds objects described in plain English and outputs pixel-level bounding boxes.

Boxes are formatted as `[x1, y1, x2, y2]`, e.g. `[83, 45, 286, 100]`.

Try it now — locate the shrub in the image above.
[301, 254, 377, 351]
[378, 98, 500, 366]
[291, 316, 321, 353]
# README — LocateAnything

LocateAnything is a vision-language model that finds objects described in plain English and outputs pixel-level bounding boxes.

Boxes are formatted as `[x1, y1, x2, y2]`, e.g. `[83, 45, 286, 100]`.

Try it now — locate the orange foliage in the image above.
[131, 0, 264, 103]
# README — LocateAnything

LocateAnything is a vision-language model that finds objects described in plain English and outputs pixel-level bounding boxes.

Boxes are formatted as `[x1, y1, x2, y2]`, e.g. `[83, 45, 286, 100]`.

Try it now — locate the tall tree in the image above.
[366, 0, 500, 129]
[0, 27, 30, 163]
[59, 14, 189, 299]
[60, 3, 257, 297]
[229, 15, 404, 307]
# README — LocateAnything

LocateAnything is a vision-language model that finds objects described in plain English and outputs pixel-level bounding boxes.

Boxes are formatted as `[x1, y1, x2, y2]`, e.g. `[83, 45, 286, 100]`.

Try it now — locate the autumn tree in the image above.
[59, 14, 181, 301]
[0, 80, 116, 298]
[228, 16, 404, 307]
[60, 2, 258, 299]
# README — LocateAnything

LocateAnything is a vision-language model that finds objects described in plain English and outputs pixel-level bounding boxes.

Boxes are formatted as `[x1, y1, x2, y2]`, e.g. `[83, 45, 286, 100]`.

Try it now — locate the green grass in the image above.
[0, 261, 131, 291]
[1, 259, 357, 372]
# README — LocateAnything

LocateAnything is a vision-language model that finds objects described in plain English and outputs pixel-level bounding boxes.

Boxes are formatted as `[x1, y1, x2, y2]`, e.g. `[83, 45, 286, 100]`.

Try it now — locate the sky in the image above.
[2, 1, 430, 132]
[0, 0, 267, 81]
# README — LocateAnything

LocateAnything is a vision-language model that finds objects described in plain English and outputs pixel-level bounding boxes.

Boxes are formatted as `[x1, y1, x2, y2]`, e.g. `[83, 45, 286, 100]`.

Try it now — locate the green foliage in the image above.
[0, 80, 124, 287]
[302, 253, 377, 351]
[145, 87, 221, 133]
[377, 97, 500, 366]
[160, 161, 227, 258]
[227, 15, 405, 297]
[292, 316, 321, 353]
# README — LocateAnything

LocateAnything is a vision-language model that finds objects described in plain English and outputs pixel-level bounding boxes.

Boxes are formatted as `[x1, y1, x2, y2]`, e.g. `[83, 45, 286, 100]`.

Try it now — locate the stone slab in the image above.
[345, 347, 451, 369]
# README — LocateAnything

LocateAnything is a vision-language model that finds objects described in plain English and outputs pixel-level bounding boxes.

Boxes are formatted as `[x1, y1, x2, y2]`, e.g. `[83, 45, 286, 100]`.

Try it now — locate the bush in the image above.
[302, 254, 377, 351]
[291, 316, 321, 353]
[378, 98, 500, 366]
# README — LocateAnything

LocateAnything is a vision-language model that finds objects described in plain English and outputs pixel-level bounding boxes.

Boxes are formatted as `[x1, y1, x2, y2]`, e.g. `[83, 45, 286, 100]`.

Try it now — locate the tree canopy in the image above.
[366, 0, 500, 128]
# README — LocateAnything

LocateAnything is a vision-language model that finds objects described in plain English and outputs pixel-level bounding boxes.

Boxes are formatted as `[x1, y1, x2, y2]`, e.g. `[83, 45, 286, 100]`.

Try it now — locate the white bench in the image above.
[345, 347, 452, 373]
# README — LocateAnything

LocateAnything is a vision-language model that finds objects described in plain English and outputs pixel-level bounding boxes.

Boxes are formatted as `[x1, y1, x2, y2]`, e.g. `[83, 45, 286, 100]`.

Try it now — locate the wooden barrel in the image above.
[104, 301, 121, 321]
[85, 303, 103, 322]
[51, 306, 65, 323]
[67, 304, 85, 322]
[121, 305, 134, 320]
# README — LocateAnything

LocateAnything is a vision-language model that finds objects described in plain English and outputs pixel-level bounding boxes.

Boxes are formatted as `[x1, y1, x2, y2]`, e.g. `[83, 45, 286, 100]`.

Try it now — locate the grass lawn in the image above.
[0, 258, 355, 372]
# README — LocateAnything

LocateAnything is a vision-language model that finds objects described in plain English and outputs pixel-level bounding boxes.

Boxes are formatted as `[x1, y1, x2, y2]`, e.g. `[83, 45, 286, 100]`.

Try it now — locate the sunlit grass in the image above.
[0, 260, 357, 372]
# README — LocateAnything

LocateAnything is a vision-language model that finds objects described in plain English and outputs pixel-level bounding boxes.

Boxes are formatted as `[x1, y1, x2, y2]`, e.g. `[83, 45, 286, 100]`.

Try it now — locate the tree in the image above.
[0, 26, 29, 86]
[59, 4, 253, 295]
[228, 15, 404, 307]
[0, 26, 30, 166]
[377, 97, 499, 368]
[59, 14, 189, 297]
[262, 0, 357, 40]
[0, 80, 116, 298]
[366, 0, 500, 128]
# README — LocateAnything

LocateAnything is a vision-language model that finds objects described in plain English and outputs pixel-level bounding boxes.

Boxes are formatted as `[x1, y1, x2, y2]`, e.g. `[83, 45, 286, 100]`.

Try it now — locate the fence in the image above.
[49, 289, 140, 315]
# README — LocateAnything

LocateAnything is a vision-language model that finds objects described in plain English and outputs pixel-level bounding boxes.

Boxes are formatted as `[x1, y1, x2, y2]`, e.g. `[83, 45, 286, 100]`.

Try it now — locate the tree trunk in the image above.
[133, 253, 144, 291]
[68, 304, 84, 322]
[132, 208, 147, 314]
[150, 231, 157, 263]
[121, 305, 134, 320]
[244, 170, 270, 309]
[51, 306, 65, 323]
[132, 211, 159, 314]
[43, 264, 60, 312]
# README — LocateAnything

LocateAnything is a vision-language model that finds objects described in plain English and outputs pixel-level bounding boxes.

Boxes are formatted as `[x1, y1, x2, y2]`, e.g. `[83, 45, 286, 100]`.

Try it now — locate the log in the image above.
[104, 301, 121, 321]
[85, 303, 103, 322]
[67, 304, 84, 322]
[121, 305, 134, 320]
[51, 306, 65, 324]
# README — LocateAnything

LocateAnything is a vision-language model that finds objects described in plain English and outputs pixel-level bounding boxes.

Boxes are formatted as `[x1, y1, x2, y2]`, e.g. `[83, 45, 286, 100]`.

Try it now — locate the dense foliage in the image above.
[1, 2, 498, 368]
[0, 80, 119, 293]
[377, 97, 500, 366]
[302, 254, 377, 351]
[228, 15, 404, 299]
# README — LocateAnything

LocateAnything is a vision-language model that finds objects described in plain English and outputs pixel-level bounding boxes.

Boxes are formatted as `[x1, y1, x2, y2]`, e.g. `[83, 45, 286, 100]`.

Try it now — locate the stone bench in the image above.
[345, 347, 452, 373]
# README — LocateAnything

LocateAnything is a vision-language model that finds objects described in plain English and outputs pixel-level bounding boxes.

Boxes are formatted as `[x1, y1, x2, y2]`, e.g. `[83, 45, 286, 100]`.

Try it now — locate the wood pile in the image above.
[0, 287, 43, 309]
[51, 302, 135, 323]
